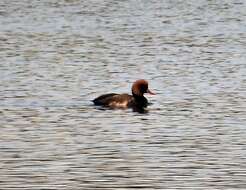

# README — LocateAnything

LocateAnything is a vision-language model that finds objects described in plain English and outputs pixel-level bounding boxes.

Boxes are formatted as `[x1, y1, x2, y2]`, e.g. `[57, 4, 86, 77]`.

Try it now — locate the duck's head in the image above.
[131, 79, 155, 96]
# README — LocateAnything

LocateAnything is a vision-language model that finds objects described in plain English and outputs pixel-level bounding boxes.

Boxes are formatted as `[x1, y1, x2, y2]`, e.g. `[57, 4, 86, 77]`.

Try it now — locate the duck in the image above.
[93, 79, 155, 112]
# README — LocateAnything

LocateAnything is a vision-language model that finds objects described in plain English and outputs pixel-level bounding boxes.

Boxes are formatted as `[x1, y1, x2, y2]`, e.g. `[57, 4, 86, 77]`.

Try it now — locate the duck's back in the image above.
[93, 93, 133, 108]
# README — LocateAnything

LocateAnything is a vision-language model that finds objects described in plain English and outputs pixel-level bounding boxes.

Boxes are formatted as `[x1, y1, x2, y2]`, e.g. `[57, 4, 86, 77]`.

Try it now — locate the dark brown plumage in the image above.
[93, 79, 155, 111]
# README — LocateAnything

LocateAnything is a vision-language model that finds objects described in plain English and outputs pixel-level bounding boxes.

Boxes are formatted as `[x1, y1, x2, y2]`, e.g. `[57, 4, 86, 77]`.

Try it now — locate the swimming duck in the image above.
[93, 79, 155, 111]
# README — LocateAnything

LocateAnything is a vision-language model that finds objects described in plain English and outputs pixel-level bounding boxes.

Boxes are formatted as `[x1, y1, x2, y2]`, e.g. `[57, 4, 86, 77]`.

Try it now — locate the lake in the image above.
[1, 0, 246, 189]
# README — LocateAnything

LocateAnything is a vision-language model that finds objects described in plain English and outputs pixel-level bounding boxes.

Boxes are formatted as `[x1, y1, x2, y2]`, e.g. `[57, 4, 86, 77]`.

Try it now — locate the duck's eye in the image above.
[140, 85, 148, 93]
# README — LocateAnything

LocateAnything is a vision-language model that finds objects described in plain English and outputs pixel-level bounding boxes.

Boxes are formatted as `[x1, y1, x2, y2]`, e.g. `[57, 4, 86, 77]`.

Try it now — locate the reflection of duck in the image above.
[93, 79, 155, 112]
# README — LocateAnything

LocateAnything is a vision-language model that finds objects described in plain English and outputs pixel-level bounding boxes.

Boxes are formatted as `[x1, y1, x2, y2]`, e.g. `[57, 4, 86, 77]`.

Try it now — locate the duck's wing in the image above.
[107, 94, 133, 108]
[93, 93, 133, 108]
[93, 93, 118, 105]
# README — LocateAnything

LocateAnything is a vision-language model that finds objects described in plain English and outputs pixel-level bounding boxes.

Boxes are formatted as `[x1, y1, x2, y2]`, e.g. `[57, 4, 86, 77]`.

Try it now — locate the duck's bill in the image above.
[147, 89, 156, 95]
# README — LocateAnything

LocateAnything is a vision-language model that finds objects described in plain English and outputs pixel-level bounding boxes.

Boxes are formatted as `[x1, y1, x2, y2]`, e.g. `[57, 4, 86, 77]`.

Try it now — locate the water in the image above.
[1, 0, 246, 189]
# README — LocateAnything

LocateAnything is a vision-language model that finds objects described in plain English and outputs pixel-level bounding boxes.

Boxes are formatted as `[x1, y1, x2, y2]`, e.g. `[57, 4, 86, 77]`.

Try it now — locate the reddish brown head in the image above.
[131, 79, 155, 96]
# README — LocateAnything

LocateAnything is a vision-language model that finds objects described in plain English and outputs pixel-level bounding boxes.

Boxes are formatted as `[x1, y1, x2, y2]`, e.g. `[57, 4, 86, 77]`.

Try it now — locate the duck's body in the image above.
[93, 79, 154, 111]
[93, 93, 148, 108]
[93, 93, 133, 108]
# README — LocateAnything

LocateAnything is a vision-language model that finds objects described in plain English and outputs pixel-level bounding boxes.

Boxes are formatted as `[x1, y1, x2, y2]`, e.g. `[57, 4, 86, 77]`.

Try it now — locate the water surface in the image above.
[1, 0, 246, 189]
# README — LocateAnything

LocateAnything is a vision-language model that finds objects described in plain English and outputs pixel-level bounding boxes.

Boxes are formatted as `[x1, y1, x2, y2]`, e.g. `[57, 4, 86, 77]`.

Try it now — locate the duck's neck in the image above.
[133, 94, 148, 107]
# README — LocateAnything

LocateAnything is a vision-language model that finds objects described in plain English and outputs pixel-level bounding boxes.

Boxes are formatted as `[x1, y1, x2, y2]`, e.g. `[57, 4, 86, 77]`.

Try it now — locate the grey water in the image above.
[1, 0, 246, 189]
